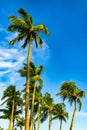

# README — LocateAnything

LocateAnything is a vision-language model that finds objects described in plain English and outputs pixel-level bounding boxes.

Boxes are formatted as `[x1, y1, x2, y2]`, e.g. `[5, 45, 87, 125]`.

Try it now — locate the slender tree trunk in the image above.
[49, 111, 52, 130]
[31, 81, 36, 130]
[9, 100, 15, 130]
[20, 126, 23, 130]
[34, 118, 36, 130]
[69, 103, 76, 130]
[60, 119, 62, 130]
[38, 99, 40, 130]
[25, 35, 32, 130]
[13, 119, 15, 130]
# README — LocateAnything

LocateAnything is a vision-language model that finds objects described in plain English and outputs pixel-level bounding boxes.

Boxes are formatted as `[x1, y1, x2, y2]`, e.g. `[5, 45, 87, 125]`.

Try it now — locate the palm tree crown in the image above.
[57, 82, 85, 110]
[57, 81, 85, 130]
[52, 103, 68, 130]
[8, 8, 50, 48]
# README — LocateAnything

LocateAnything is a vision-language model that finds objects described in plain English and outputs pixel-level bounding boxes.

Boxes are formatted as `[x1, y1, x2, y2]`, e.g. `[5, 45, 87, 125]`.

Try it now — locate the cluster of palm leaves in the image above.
[0, 8, 85, 130]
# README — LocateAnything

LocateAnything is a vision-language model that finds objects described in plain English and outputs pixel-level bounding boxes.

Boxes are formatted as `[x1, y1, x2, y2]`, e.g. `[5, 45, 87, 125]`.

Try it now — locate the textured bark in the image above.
[9, 100, 15, 130]
[69, 104, 76, 130]
[49, 112, 52, 130]
[34, 118, 36, 130]
[31, 81, 36, 130]
[38, 99, 40, 130]
[60, 119, 62, 130]
[25, 35, 32, 130]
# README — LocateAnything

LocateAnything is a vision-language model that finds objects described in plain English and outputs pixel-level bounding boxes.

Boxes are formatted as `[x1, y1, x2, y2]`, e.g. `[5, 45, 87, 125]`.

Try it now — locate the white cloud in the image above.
[0, 82, 5, 87]
[0, 49, 12, 59]
[69, 111, 87, 117]
[0, 82, 6, 100]
[77, 111, 87, 117]
[0, 48, 25, 68]
[5, 32, 18, 41]
[0, 62, 13, 68]
[0, 48, 26, 86]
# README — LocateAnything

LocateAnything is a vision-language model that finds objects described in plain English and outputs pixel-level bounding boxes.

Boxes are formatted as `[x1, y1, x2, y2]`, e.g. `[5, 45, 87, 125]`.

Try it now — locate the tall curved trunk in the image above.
[9, 99, 15, 130]
[25, 35, 32, 130]
[60, 119, 62, 130]
[69, 103, 76, 130]
[38, 99, 40, 130]
[49, 111, 52, 130]
[31, 81, 36, 130]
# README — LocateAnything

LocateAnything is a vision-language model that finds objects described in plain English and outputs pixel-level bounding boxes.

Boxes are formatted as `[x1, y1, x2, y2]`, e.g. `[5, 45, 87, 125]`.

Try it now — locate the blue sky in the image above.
[0, 0, 87, 130]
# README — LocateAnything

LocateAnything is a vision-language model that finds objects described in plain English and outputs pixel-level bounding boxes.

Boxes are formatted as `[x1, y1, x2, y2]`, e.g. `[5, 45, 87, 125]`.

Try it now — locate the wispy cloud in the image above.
[69, 111, 87, 117]
[5, 32, 18, 41]
[0, 48, 26, 86]
[0, 82, 6, 100]
[0, 82, 5, 87]
[0, 48, 25, 72]
[77, 111, 87, 117]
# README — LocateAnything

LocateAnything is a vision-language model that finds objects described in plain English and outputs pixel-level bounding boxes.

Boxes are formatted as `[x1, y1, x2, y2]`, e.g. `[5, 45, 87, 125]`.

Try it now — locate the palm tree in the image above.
[57, 82, 85, 130]
[8, 8, 50, 130]
[42, 92, 54, 130]
[0, 103, 22, 130]
[0, 85, 23, 130]
[18, 62, 44, 130]
[30, 65, 44, 130]
[52, 103, 68, 130]
[35, 86, 43, 130]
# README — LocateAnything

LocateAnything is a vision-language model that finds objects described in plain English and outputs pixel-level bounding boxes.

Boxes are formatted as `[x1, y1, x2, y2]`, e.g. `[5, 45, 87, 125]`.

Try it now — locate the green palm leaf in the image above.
[18, 8, 33, 25]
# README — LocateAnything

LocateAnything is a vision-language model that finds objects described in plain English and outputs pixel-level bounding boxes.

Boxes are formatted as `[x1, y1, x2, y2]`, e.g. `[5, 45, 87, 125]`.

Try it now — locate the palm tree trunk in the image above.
[69, 104, 76, 130]
[9, 100, 15, 130]
[38, 99, 40, 130]
[34, 118, 36, 130]
[31, 81, 36, 130]
[49, 111, 52, 130]
[20, 126, 23, 130]
[13, 119, 15, 130]
[60, 119, 62, 130]
[25, 34, 32, 130]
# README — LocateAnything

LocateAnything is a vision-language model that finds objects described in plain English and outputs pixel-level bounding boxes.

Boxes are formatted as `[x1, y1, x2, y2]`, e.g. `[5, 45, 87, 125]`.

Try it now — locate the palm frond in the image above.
[35, 34, 43, 48]
[33, 24, 50, 35]
[77, 90, 85, 98]
[8, 16, 29, 30]
[18, 8, 33, 25]
[0, 99, 9, 106]
[9, 32, 27, 45]
[40, 111, 48, 123]
[76, 98, 82, 111]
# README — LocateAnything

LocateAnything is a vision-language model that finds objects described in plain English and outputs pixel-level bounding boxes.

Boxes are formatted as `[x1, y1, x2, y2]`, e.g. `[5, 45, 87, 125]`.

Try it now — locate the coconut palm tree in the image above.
[30, 66, 44, 130]
[0, 103, 22, 130]
[34, 86, 43, 130]
[18, 62, 44, 130]
[52, 103, 68, 130]
[57, 82, 85, 130]
[41, 92, 54, 130]
[8, 8, 50, 130]
[0, 85, 23, 130]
